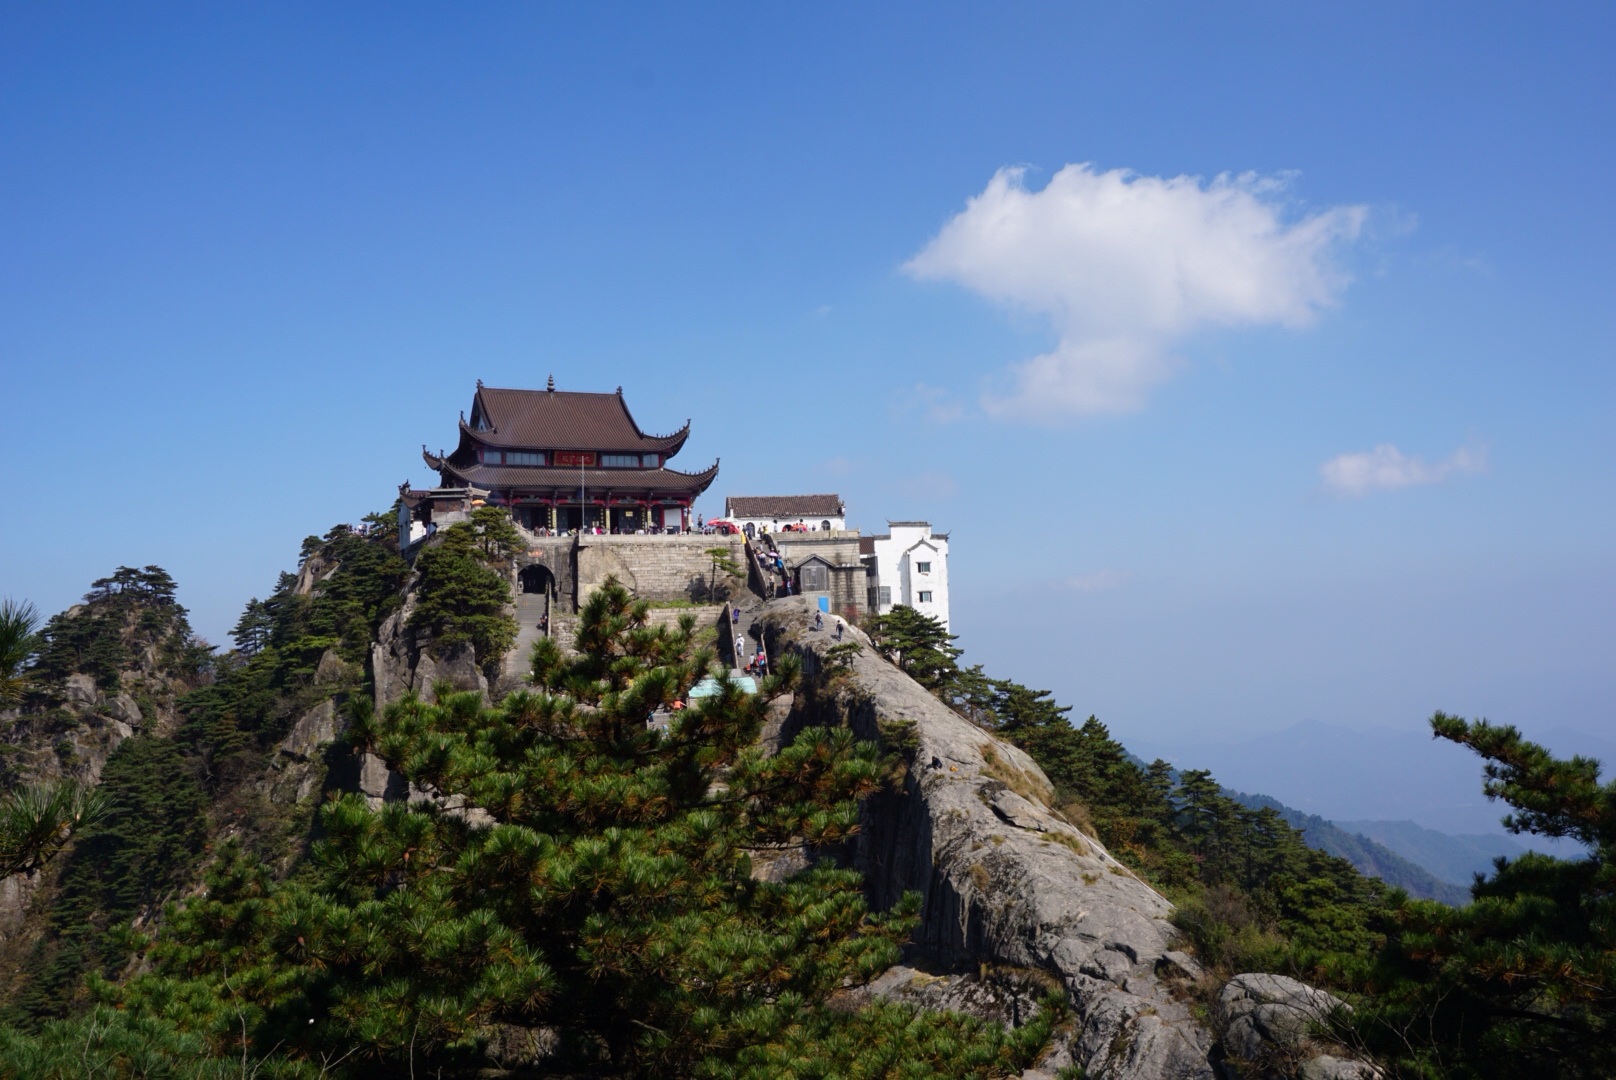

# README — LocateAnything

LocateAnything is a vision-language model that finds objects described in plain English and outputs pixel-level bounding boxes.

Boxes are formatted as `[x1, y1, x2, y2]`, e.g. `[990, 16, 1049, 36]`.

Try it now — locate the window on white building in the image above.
[918, 591, 933, 603]
[916, 561, 931, 573]
[878, 586, 892, 606]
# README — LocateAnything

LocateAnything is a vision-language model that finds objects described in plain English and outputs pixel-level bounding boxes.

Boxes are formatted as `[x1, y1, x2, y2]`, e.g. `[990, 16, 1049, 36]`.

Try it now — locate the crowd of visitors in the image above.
[521, 523, 691, 538]
[747, 539, 796, 599]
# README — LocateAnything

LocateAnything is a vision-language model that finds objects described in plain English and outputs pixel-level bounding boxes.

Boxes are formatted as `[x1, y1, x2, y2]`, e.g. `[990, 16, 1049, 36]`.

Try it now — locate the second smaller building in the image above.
[862, 522, 950, 630]
[724, 494, 847, 534]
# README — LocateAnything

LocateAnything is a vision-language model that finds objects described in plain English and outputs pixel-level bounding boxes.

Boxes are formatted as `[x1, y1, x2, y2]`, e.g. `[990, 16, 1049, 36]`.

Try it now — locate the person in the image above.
[539, 612, 549, 635]
[814, 611, 823, 631]
[732, 607, 740, 626]
[834, 619, 843, 641]
[754, 648, 767, 674]
[697, 513, 704, 529]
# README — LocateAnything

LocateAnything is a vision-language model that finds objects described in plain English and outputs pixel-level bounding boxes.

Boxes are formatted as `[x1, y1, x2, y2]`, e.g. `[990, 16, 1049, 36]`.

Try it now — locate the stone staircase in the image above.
[504, 591, 551, 684]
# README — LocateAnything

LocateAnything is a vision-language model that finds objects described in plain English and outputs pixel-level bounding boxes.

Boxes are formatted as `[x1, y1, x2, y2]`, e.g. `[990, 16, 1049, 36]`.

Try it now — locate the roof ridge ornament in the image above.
[547, 374, 555, 392]
[476, 378, 483, 388]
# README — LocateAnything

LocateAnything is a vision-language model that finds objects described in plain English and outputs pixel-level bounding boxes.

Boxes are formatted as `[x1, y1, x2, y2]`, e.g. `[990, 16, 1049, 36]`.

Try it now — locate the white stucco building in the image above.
[723, 494, 847, 535]
[862, 521, 950, 630]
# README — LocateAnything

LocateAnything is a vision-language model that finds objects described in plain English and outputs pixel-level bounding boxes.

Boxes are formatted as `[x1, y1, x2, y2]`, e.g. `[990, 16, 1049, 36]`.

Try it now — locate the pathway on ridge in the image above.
[505, 590, 549, 684]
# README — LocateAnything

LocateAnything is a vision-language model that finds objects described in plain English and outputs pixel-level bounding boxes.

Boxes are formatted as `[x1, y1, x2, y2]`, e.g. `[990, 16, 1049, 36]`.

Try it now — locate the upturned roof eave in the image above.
[436, 458, 720, 496]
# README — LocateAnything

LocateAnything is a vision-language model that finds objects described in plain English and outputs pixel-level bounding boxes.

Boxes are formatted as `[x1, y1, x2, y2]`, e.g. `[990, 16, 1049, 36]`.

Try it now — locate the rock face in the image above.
[279, 700, 339, 762]
[1218, 973, 1344, 1062]
[372, 596, 489, 713]
[1217, 974, 1375, 1079]
[755, 600, 1216, 1080]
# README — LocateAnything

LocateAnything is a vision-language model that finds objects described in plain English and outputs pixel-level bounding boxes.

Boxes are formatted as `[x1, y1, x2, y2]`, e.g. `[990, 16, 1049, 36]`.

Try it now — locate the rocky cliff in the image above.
[754, 598, 1218, 1079]
[359, 574, 1372, 1078]
[3, 538, 1378, 1077]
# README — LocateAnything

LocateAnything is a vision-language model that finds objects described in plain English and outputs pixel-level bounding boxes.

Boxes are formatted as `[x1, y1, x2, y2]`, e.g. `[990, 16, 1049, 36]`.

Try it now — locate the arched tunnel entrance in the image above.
[520, 564, 555, 597]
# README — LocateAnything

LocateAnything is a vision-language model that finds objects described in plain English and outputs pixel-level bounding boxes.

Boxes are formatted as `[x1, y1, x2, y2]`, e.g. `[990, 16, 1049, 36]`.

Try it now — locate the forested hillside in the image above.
[858, 607, 1615, 1080]
[0, 512, 1608, 1079]
[1230, 792, 1471, 906]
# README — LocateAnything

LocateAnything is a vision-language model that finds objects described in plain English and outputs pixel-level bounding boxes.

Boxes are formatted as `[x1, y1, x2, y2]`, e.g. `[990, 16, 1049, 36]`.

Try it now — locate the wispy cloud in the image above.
[1064, 569, 1131, 593]
[907, 382, 964, 424]
[1319, 443, 1486, 497]
[905, 164, 1368, 421]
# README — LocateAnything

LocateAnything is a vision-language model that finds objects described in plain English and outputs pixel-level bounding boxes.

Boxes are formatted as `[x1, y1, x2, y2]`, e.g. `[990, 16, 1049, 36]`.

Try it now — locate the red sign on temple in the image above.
[554, 452, 595, 467]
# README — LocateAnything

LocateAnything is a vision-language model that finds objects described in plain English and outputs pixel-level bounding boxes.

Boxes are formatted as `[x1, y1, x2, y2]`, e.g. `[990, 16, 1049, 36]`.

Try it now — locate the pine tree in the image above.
[0, 598, 40, 707]
[406, 519, 517, 670]
[1346, 714, 1616, 1080]
[0, 782, 106, 881]
[119, 578, 1056, 1077]
[230, 599, 273, 657]
[465, 506, 525, 560]
[864, 606, 962, 691]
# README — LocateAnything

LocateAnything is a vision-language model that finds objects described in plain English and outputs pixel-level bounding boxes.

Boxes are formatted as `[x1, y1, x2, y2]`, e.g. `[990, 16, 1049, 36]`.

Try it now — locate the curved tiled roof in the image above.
[429, 452, 720, 496]
[465, 384, 690, 455]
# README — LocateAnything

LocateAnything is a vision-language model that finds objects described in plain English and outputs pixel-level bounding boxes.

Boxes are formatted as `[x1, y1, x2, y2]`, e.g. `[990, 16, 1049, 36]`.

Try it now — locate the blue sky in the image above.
[3, 5, 1612, 832]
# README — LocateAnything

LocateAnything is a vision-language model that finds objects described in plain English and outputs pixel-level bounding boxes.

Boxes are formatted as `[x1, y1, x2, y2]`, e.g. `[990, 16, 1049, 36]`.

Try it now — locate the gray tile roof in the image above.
[724, 494, 844, 518]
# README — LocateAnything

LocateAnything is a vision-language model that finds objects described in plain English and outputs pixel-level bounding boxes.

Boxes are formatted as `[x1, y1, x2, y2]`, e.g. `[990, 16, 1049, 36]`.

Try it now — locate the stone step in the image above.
[504, 591, 551, 683]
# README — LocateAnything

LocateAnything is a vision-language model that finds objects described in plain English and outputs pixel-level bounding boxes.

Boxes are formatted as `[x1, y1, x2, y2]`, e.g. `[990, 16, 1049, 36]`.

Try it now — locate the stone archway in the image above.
[519, 564, 555, 596]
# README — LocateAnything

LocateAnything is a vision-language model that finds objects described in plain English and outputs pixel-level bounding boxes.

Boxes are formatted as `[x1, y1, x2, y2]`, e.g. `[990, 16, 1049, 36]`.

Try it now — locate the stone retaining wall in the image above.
[575, 535, 745, 605]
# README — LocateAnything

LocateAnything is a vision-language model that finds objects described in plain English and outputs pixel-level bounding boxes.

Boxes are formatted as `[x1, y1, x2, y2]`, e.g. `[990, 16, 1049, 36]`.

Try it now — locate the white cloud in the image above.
[905, 164, 1368, 420]
[896, 382, 964, 424]
[1064, 569, 1131, 593]
[1319, 444, 1486, 497]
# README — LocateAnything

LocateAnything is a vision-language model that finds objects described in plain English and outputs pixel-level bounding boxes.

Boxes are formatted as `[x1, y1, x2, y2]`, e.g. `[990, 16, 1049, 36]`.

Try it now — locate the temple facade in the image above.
[406, 378, 719, 537]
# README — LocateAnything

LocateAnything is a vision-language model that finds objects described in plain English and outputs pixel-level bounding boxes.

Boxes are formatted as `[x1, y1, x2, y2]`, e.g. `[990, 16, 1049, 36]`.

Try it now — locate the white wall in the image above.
[871, 522, 950, 630]
[724, 512, 848, 533]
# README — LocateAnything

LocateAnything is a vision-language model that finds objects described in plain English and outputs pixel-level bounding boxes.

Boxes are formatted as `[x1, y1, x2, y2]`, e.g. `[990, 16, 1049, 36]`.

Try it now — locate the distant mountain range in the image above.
[1132, 720, 1616, 836]
[1333, 819, 1528, 886]
[1229, 792, 1472, 906]
[1143, 719, 1612, 904]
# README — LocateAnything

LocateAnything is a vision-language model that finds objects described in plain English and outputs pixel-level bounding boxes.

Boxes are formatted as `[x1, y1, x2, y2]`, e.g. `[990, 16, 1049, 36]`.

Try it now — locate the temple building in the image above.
[407, 378, 719, 537]
[723, 493, 847, 534]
